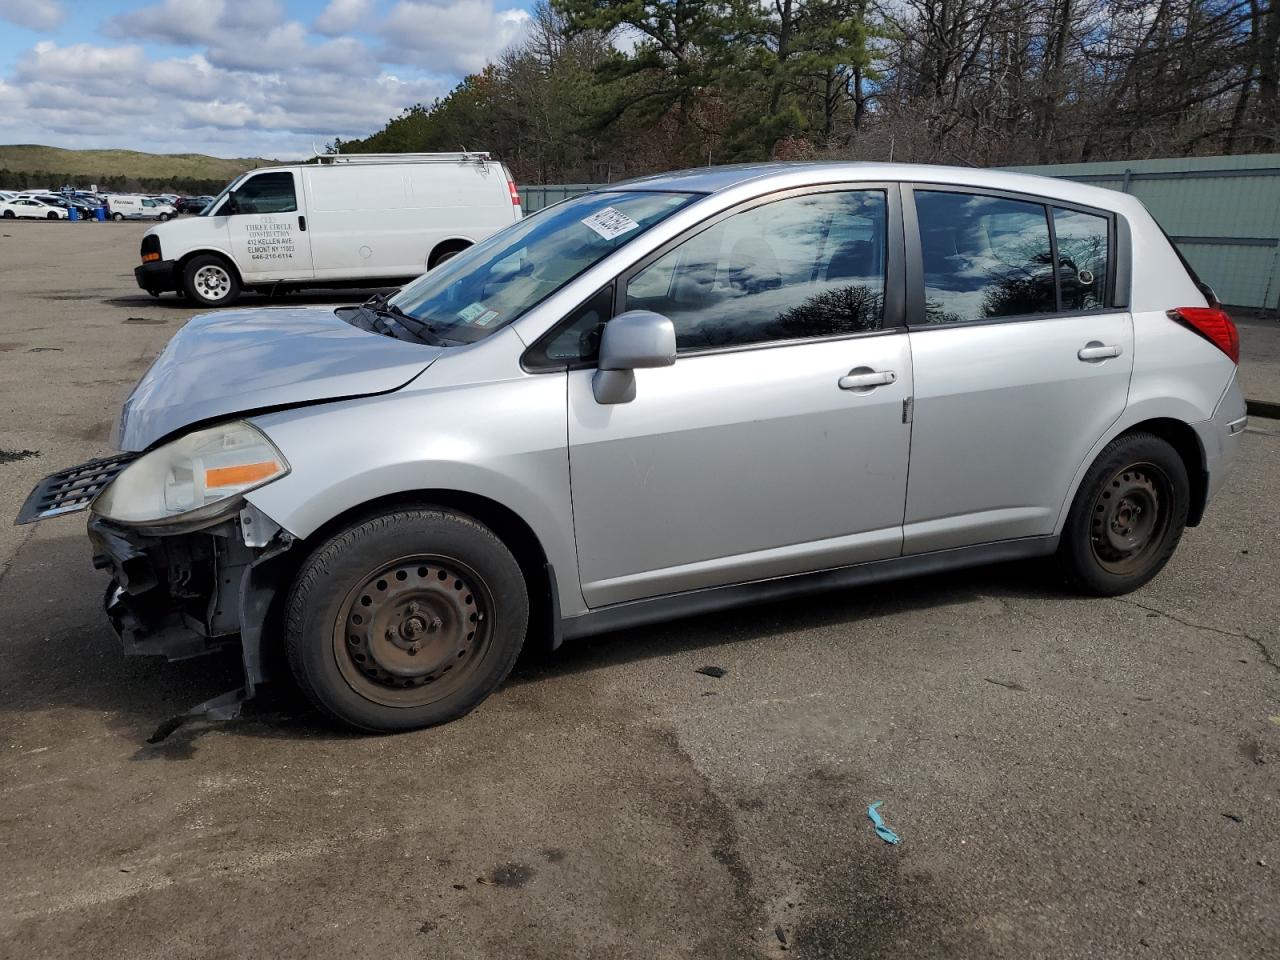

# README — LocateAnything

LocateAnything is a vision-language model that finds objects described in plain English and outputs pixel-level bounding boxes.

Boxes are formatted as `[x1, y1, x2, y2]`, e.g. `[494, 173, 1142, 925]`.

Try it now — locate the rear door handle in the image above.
[838, 368, 897, 391]
[1078, 342, 1121, 361]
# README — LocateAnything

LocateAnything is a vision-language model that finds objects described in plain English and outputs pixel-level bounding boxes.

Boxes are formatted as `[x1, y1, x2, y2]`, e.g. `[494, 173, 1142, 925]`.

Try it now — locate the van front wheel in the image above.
[285, 509, 529, 732]
[183, 254, 240, 307]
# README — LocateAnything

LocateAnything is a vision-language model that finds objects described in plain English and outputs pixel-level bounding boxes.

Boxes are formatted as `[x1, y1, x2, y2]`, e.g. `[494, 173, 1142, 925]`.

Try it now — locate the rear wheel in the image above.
[428, 242, 470, 269]
[1057, 432, 1189, 596]
[2, 210, 14, 219]
[285, 509, 529, 732]
[182, 253, 240, 307]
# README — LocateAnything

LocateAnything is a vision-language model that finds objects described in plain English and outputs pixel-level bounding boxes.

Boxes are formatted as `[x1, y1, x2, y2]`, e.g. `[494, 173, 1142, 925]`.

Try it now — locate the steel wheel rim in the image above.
[193, 264, 231, 300]
[1089, 461, 1171, 575]
[332, 554, 493, 708]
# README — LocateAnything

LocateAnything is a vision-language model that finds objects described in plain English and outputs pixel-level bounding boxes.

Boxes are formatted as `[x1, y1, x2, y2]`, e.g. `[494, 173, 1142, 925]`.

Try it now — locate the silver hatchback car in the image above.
[19, 163, 1246, 732]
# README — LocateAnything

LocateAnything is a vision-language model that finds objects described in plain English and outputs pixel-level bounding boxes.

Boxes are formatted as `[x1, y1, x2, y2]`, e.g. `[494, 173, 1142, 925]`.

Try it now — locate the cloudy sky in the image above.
[0, 0, 534, 159]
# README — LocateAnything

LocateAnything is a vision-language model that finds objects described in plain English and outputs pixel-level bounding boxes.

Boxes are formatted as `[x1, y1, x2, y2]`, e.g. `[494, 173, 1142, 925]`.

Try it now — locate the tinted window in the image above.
[627, 190, 887, 351]
[235, 172, 297, 214]
[1054, 208, 1109, 311]
[916, 191, 1055, 324]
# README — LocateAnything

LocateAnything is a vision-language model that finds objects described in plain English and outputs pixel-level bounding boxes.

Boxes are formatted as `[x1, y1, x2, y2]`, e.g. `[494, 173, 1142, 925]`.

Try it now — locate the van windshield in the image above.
[389, 191, 697, 343]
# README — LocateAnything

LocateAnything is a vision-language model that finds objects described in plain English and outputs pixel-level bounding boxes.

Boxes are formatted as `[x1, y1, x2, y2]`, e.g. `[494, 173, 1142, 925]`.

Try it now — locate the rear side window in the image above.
[916, 191, 1056, 324]
[1053, 208, 1109, 311]
[626, 190, 888, 351]
[235, 172, 297, 214]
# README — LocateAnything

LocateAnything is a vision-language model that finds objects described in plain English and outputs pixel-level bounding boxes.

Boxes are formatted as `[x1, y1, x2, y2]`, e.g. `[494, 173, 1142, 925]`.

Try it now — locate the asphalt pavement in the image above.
[1, 221, 1277, 959]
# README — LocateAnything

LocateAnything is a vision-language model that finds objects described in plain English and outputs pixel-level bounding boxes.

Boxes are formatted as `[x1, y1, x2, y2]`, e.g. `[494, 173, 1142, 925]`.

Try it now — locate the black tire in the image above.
[158, 212, 170, 222]
[2, 210, 14, 219]
[428, 243, 469, 269]
[47, 211, 59, 220]
[182, 253, 240, 307]
[285, 508, 529, 732]
[1057, 432, 1190, 596]
[112, 212, 124, 221]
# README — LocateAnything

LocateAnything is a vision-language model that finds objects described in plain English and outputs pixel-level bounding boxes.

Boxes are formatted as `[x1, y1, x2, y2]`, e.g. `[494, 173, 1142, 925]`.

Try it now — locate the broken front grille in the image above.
[15, 453, 138, 524]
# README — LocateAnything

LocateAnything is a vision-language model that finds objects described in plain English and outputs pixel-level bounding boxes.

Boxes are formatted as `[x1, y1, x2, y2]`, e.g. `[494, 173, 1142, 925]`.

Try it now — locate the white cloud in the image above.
[314, 0, 375, 36]
[379, 0, 530, 74]
[0, 0, 64, 31]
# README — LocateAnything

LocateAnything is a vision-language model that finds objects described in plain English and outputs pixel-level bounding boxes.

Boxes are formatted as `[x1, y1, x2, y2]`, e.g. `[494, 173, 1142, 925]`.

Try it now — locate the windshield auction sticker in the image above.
[581, 206, 640, 240]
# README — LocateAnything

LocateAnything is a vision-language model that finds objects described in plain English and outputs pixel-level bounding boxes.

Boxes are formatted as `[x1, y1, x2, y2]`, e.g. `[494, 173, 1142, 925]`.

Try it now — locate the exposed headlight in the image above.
[93, 421, 289, 526]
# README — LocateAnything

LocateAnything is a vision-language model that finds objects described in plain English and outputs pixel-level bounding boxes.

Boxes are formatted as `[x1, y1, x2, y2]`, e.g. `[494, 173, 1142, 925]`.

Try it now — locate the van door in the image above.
[226, 170, 314, 282]
[902, 187, 1133, 553]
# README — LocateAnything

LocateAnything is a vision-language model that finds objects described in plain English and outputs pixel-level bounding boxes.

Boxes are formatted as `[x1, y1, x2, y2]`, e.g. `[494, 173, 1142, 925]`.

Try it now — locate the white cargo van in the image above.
[107, 194, 177, 222]
[134, 152, 523, 307]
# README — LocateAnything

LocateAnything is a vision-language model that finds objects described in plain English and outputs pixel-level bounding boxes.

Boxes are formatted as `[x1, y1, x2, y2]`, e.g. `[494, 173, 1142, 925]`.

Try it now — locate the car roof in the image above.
[603, 161, 1129, 213]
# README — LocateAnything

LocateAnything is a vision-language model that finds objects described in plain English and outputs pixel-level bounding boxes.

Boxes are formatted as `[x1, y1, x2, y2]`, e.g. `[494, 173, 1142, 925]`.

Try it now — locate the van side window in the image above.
[916, 191, 1056, 324]
[235, 172, 297, 214]
[1053, 208, 1109, 311]
[626, 190, 887, 351]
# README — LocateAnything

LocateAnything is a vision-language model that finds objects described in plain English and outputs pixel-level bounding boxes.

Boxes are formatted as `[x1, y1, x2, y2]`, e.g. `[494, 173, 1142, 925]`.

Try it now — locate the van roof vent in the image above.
[314, 152, 491, 165]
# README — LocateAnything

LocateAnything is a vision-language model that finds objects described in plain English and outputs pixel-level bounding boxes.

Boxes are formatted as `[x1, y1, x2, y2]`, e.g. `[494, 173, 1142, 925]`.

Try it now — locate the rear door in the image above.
[227, 170, 314, 282]
[902, 186, 1132, 553]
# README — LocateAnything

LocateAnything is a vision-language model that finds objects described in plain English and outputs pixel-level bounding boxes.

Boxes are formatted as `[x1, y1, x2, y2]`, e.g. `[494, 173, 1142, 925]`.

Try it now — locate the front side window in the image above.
[390, 190, 696, 344]
[1054, 207, 1109, 311]
[626, 190, 888, 351]
[234, 172, 297, 214]
[916, 191, 1056, 324]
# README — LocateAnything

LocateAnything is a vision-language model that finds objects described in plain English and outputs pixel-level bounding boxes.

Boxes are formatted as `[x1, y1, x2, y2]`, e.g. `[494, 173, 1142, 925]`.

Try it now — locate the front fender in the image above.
[243, 370, 585, 616]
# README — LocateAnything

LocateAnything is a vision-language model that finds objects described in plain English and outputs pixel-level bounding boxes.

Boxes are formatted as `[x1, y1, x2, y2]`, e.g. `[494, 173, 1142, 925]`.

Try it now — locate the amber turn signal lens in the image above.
[205, 461, 280, 488]
[141, 252, 160, 263]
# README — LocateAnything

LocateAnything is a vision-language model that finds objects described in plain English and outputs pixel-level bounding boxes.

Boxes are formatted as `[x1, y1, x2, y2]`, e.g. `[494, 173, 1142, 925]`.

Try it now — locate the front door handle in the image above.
[298, 215, 307, 232]
[838, 368, 897, 391]
[1078, 342, 1121, 361]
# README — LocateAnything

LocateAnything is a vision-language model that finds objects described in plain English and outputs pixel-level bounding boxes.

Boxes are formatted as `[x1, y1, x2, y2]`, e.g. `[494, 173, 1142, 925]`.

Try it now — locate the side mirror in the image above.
[225, 192, 239, 215]
[592, 310, 676, 405]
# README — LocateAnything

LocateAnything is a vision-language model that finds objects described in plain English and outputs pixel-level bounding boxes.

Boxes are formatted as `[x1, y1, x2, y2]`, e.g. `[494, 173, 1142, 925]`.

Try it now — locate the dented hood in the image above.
[117, 306, 443, 451]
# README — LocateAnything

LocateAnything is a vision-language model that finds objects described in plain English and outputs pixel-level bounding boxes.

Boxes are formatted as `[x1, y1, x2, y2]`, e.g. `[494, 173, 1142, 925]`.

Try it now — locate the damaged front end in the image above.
[17, 443, 297, 724]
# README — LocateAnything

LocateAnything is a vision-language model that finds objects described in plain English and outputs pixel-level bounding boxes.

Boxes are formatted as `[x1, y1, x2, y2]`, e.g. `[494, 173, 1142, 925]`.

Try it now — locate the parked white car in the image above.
[133, 152, 523, 306]
[1, 197, 68, 220]
[105, 194, 176, 222]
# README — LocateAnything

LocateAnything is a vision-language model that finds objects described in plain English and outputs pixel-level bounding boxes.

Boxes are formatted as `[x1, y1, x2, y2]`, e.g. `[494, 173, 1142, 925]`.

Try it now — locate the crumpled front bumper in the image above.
[89, 511, 295, 695]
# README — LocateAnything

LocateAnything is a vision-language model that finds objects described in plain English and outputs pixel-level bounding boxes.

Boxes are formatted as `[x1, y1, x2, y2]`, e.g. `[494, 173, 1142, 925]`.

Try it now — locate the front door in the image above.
[902, 187, 1134, 552]
[227, 170, 314, 282]
[568, 187, 913, 608]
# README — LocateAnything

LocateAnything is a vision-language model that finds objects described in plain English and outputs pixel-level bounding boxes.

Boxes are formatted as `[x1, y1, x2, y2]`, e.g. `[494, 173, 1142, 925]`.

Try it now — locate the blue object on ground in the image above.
[68, 207, 79, 221]
[868, 801, 900, 844]
[95, 206, 106, 221]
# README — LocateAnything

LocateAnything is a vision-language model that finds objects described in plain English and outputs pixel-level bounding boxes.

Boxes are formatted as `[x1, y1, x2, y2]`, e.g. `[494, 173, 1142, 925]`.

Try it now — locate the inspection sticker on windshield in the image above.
[457, 302, 488, 322]
[473, 310, 500, 327]
[581, 206, 639, 240]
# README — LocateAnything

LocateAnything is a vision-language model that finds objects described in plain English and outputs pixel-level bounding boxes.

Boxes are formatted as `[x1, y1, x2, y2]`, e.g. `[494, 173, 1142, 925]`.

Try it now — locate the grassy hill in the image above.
[0, 144, 275, 180]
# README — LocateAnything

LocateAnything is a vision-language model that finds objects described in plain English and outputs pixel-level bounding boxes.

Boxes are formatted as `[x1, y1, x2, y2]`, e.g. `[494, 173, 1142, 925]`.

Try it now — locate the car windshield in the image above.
[388, 190, 698, 344]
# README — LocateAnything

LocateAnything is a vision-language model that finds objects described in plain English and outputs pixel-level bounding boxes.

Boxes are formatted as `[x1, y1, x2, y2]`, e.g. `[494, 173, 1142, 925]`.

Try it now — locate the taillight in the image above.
[1168, 306, 1239, 364]
[507, 178, 520, 206]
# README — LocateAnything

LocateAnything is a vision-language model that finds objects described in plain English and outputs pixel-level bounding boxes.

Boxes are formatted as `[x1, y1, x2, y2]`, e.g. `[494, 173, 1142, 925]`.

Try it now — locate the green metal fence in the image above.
[521, 154, 1280, 311]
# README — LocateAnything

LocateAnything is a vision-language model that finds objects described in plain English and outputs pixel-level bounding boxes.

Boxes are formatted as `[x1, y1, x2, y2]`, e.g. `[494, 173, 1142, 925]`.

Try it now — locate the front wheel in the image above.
[47, 211, 59, 220]
[158, 212, 170, 222]
[285, 509, 529, 732]
[182, 253, 240, 307]
[112, 212, 124, 221]
[1057, 432, 1190, 596]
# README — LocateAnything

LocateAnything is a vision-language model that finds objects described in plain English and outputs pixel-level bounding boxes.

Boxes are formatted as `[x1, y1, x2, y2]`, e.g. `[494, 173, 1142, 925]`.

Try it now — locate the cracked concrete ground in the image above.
[2, 223, 1278, 959]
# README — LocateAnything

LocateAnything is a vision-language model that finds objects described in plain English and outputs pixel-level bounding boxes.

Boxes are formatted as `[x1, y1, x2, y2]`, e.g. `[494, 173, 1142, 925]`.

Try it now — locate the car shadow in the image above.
[0, 526, 1074, 753]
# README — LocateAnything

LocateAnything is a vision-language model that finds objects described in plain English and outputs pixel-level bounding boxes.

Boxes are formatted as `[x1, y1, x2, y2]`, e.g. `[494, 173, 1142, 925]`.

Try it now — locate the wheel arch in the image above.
[427, 237, 473, 269]
[178, 247, 242, 284]
[1056, 411, 1209, 535]
[284, 488, 562, 652]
